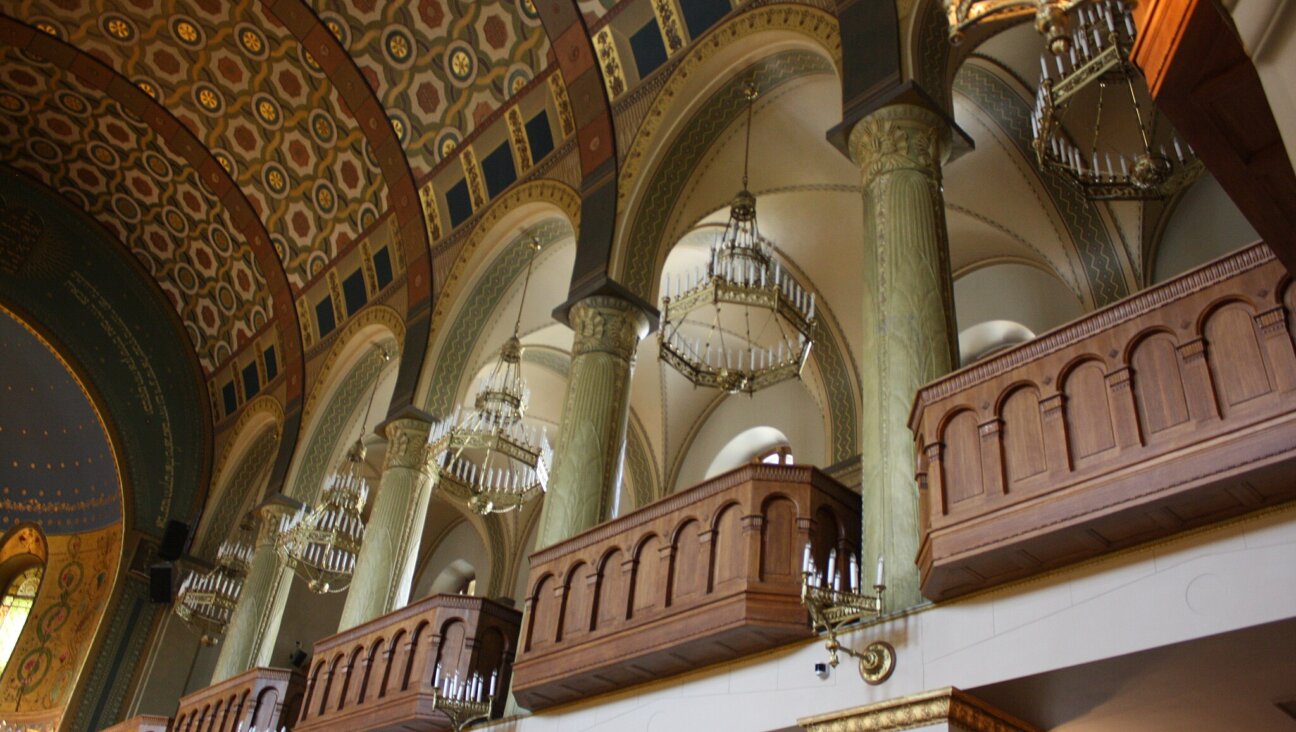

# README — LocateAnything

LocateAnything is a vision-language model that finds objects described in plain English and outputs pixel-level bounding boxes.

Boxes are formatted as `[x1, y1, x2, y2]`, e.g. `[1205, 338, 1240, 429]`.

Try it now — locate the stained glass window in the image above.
[0, 566, 42, 676]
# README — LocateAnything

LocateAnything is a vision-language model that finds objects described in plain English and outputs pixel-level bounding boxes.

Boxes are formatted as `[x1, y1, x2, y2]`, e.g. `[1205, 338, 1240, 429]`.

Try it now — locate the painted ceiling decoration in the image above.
[0, 170, 209, 536]
[0, 309, 121, 535]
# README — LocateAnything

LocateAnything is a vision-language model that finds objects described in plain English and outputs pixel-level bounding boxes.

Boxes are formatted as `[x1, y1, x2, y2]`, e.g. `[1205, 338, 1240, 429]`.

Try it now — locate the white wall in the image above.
[1153, 174, 1259, 283]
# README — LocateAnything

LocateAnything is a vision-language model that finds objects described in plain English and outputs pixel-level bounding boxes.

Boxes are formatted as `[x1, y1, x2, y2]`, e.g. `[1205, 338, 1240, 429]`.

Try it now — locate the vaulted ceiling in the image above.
[0, 0, 550, 375]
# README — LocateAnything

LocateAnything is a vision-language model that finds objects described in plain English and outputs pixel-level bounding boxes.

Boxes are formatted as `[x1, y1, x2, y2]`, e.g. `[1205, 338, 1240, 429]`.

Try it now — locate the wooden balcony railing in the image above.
[911, 243, 1296, 600]
[295, 594, 521, 731]
[101, 715, 170, 732]
[512, 464, 861, 710]
[173, 666, 304, 732]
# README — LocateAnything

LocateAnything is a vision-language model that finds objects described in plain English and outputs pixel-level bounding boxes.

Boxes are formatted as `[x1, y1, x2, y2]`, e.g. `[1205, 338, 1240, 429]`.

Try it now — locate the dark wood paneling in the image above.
[913, 244, 1296, 600]
[294, 595, 520, 731]
[512, 465, 860, 710]
[174, 667, 304, 732]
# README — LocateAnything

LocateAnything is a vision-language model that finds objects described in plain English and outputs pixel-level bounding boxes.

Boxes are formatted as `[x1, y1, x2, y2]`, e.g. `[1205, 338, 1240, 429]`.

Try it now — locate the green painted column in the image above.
[535, 295, 650, 548]
[337, 415, 436, 630]
[210, 499, 296, 682]
[850, 103, 958, 610]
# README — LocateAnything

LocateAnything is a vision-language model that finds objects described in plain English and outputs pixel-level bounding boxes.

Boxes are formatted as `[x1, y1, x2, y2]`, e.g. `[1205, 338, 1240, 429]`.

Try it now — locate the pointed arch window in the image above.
[0, 566, 43, 676]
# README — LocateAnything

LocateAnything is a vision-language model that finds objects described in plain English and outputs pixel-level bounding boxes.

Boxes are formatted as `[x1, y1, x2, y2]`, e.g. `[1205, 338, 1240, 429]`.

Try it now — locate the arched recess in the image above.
[0, 525, 47, 676]
[412, 518, 492, 600]
[954, 261, 1085, 364]
[613, 15, 842, 301]
[193, 399, 283, 561]
[704, 426, 794, 480]
[421, 211, 577, 418]
[1151, 174, 1261, 283]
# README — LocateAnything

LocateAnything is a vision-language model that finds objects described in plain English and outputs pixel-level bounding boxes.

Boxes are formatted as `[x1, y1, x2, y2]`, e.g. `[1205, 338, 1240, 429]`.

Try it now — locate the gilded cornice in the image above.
[799, 687, 1040, 732]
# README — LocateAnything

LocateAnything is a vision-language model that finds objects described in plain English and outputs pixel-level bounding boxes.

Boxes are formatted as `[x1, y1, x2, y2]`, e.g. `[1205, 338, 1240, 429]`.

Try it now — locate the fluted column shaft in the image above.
[535, 296, 649, 548]
[850, 103, 958, 610]
[337, 416, 436, 630]
[211, 501, 295, 682]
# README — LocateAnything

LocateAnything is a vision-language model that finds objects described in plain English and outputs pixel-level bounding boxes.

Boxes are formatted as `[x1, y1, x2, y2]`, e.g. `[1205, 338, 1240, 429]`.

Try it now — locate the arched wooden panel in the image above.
[1206, 304, 1272, 409]
[476, 626, 507, 678]
[437, 620, 468, 673]
[338, 647, 361, 709]
[318, 657, 340, 715]
[631, 535, 666, 616]
[710, 504, 745, 588]
[561, 562, 595, 640]
[759, 497, 798, 580]
[942, 410, 984, 504]
[527, 575, 557, 649]
[381, 630, 408, 698]
[1064, 361, 1116, 460]
[302, 660, 325, 719]
[253, 688, 280, 729]
[1284, 283, 1296, 347]
[811, 505, 843, 586]
[402, 621, 429, 692]
[595, 549, 629, 630]
[669, 520, 705, 605]
[1001, 386, 1047, 484]
[1132, 333, 1191, 435]
[361, 639, 385, 703]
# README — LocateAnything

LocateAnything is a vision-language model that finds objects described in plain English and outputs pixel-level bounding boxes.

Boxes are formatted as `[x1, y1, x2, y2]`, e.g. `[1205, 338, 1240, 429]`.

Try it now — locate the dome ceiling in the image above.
[0, 308, 121, 535]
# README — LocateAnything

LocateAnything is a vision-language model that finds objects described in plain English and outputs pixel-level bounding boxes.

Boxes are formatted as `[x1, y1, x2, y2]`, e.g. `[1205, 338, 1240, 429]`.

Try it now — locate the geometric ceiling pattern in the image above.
[324, 0, 550, 179]
[17, 0, 387, 289]
[0, 47, 271, 367]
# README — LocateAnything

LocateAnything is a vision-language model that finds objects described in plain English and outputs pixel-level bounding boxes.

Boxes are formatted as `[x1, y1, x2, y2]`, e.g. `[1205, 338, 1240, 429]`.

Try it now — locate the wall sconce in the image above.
[799, 547, 896, 685]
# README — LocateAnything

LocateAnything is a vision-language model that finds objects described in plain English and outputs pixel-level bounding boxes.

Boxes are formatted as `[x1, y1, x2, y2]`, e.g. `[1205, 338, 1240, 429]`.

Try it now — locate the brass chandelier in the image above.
[944, 0, 1093, 54]
[174, 521, 254, 644]
[278, 347, 388, 593]
[1030, 0, 1201, 200]
[428, 236, 552, 516]
[659, 84, 816, 395]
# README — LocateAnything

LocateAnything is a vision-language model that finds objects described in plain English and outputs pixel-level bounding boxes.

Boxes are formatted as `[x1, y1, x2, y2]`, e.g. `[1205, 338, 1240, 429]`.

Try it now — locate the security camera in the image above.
[813, 662, 829, 679]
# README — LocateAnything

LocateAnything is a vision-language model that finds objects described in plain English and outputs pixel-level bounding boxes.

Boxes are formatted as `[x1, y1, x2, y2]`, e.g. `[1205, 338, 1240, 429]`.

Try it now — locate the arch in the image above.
[998, 384, 1048, 486]
[300, 305, 406, 427]
[594, 548, 630, 630]
[193, 413, 280, 561]
[710, 502, 746, 590]
[358, 637, 384, 705]
[421, 206, 577, 417]
[560, 561, 596, 641]
[402, 621, 430, 692]
[526, 573, 558, 650]
[1061, 358, 1117, 461]
[940, 408, 985, 505]
[705, 426, 792, 478]
[617, 46, 840, 302]
[759, 495, 800, 581]
[631, 534, 667, 617]
[668, 519, 706, 605]
[1202, 300, 1272, 412]
[1128, 330, 1192, 437]
[381, 629, 408, 698]
[436, 619, 469, 674]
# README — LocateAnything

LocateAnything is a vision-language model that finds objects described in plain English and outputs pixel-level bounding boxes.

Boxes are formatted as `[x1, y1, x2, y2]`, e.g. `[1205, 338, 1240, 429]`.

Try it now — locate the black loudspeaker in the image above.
[158, 520, 189, 561]
[149, 562, 173, 603]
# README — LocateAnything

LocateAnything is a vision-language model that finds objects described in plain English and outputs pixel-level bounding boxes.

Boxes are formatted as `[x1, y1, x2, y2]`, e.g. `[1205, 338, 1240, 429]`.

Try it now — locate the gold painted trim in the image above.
[548, 70, 576, 139]
[594, 27, 627, 99]
[460, 144, 488, 210]
[420, 181, 444, 244]
[211, 394, 284, 492]
[799, 687, 1040, 732]
[506, 106, 534, 172]
[651, 0, 687, 55]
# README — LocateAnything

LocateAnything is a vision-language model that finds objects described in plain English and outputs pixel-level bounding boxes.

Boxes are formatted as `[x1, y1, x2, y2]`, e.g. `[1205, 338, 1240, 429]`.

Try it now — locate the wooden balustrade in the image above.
[511, 463, 860, 710]
[295, 594, 521, 731]
[911, 243, 1296, 600]
[173, 667, 303, 732]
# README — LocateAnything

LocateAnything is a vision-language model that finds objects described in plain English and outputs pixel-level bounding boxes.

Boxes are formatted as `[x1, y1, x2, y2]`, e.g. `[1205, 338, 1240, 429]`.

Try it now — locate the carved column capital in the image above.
[569, 295, 650, 361]
[255, 500, 298, 550]
[847, 103, 950, 186]
[382, 416, 434, 473]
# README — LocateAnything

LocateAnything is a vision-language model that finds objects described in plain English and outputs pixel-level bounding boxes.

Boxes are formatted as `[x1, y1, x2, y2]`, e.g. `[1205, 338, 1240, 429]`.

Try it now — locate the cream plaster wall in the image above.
[488, 504, 1296, 731]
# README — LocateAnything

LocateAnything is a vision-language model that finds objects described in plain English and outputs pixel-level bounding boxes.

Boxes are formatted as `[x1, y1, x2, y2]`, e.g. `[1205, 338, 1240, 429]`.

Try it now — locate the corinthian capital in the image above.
[383, 417, 434, 472]
[569, 296, 650, 361]
[848, 104, 949, 185]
